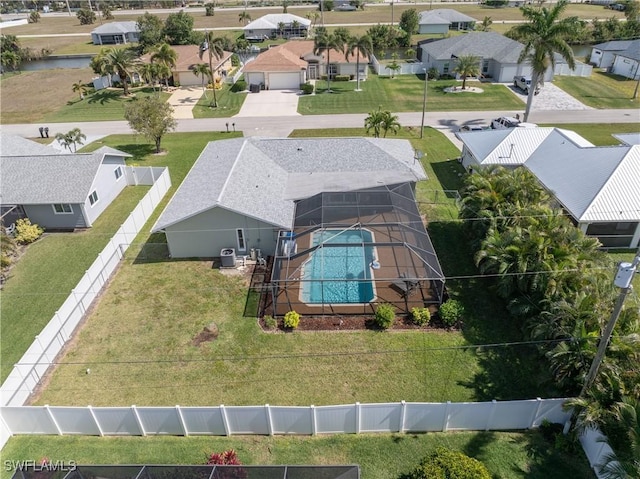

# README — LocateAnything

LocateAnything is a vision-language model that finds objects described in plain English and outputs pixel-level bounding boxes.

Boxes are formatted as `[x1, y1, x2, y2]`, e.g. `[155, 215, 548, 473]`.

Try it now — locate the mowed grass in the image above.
[0, 187, 148, 384]
[298, 75, 524, 114]
[191, 83, 247, 118]
[537, 122, 640, 145]
[554, 70, 640, 109]
[0, 431, 595, 479]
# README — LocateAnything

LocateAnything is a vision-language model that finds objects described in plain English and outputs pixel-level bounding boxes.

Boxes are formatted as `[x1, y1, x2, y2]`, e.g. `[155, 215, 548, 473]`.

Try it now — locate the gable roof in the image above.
[456, 127, 594, 166]
[1, 153, 105, 204]
[421, 32, 525, 63]
[91, 21, 138, 35]
[615, 40, 640, 61]
[526, 145, 640, 222]
[244, 13, 311, 31]
[152, 137, 425, 231]
[0, 132, 59, 156]
[419, 9, 476, 25]
[593, 39, 640, 53]
[243, 41, 367, 73]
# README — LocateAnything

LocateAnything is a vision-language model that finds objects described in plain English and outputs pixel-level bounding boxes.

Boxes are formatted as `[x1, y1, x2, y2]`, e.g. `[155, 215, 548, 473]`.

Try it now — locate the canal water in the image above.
[22, 55, 93, 71]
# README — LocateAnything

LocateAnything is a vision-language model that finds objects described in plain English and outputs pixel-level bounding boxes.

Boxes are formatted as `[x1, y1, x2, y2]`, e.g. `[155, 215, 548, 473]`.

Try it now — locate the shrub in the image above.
[334, 74, 350, 82]
[205, 2, 215, 16]
[300, 82, 314, 94]
[231, 53, 240, 67]
[232, 80, 247, 92]
[283, 310, 300, 329]
[406, 447, 491, 479]
[411, 307, 430, 326]
[14, 219, 43, 245]
[206, 449, 241, 465]
[374, 303, 395, 329]
[438, 299, 465, 327]
[1, 254, 11, 268]
[263, 315, 277, 329]
[427, 67, 439, 80]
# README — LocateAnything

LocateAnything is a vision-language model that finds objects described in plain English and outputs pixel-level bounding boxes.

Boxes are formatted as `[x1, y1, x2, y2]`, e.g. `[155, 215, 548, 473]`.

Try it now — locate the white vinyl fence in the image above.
[580, 427, 620, 479]
[0, 398, 571, 438]
[371, 55, 426, 77]
[0, 167, 171, 413]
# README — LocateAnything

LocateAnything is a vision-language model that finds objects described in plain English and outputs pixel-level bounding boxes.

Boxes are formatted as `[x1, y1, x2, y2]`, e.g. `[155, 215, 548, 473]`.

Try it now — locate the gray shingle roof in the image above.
[0, 132, 59, 156]
[91, 21, 139, 35]
[419, 9, 476, 25]
[1, 153, 104, 204]
[152, 137, 426, 232]
[422, 32, 525, 63]
[593, 39, 640, 52]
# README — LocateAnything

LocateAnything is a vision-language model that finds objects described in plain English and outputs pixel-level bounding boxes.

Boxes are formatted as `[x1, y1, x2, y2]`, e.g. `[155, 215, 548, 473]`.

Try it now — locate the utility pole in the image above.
[420, 69, 428, 139]
[579, 249, 640, 397]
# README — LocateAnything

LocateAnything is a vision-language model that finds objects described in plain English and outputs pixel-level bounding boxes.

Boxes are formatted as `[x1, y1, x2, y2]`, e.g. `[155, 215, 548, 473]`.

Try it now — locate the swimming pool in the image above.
[301, 229, 376, 304]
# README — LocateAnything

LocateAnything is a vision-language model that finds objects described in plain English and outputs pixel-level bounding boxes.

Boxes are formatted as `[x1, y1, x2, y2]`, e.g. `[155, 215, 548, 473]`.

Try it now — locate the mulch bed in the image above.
[259, 315, 454, 332]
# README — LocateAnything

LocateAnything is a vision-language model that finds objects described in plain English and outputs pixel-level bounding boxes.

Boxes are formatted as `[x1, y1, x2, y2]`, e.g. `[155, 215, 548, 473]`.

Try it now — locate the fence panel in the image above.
[403, 403, 447, 432]
[315, 405, 356, 434]
[271, 406, 313, 435]
[225, 406, 270, 435]
[580, 427, 617, 479]
[531, 398, 571, 427]
[138, 407, 184, 435]
[181, 407, 227, 435]
[360, 403, 401, 433]
[447, 402, 494, 431]
[49, 407, 101, 435]
[0, 407, 58, 434]
[92, 408, 141, 435]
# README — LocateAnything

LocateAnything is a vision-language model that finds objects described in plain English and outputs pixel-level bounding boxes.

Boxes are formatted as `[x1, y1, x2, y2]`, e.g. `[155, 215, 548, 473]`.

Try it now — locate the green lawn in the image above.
[298, 75, 524, 115]
[537, 122, 640, 146]
[0, 187, 148, 383]
[554, 70, 640, 109]
[42, 87, 171, 123]
[191, 83, 247, 118]
[0, 430, 595, 479]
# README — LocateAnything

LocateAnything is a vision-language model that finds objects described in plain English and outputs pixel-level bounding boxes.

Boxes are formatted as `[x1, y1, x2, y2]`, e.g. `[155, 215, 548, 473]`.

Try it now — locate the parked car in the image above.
[335, 4, 357, 10]
[513, 76, 540, 95]
[491, 116, 538, 129]
[459, 125, 487, 132]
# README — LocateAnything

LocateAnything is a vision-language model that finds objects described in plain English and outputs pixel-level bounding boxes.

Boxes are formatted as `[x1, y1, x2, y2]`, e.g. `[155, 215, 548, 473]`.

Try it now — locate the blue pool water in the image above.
[302, 229, 375, 304]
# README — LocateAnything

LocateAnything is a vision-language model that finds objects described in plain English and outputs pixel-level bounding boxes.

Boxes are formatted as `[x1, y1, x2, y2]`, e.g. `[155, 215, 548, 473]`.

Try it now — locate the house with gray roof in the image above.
[243, 14, 311, 41]
[589, 39, 640, 70]
[1, 135, 131, 230]
[419, 32, 581, 82]
[456, 127, 640, 248]
[418, 9, 476, 34]
[610, 40, 640, 80]
[91, 21, 139, 45]
[152, 137, 426, 259]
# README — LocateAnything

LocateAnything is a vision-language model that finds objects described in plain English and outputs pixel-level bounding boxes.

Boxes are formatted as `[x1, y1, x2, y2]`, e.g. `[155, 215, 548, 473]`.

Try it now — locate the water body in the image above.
[22, 55, 93, 71]
[572, 44, 594, 62]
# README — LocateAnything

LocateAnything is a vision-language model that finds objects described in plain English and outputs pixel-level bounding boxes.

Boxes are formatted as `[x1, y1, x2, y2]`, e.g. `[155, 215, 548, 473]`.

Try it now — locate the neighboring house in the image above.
[152, 137, 445, 316]
[1, 134, 131, 230]
[610, 43, 640, 80]
[418, 9, 476, 35]
[456, 128, 640, 248]
[91, 21, 139, 45]
[140, 45, 233, 87]
[419, 32, 582, 82]
[243, 14, 311, 41]
[243, 40, 369, 89]
[589, 39, 640, 69]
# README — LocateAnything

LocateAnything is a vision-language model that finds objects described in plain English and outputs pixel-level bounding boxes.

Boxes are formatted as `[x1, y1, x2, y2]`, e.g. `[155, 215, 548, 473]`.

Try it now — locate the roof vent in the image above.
[297, 147, 303, 151]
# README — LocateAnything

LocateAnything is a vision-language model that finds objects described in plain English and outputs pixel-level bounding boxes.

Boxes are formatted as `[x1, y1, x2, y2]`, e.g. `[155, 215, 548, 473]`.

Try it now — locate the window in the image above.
[443, 62, 449, 74]
[236, 228, 246, 252]
[53, 204, 73, 214]
[482, 60, 489, 74]
[89, 191, 99, 206]
[114, 166, 123, 180]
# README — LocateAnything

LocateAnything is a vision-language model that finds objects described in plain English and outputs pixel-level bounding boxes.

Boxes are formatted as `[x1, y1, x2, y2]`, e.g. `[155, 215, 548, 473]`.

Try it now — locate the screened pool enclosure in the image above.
[266, 183, 445, 316]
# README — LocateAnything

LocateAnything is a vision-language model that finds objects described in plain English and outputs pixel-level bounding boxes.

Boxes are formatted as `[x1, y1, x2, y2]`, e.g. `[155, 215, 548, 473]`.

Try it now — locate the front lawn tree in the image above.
[77, 8, 96, 25]
[151, 43, 177, 89]
[191, 62, 212, 97]
[399, 8, 419, 44]
[199, 32, 226, 107]
[346, 34, 373, 91]
[137, 12, 165, 52]
[72, 80, 88, 100]
[55, 128, 86, 153]
[163, 10, 196, 45]
[313, 29, 345, 92]
[453, 54, 481, 90]
[99, 48, 139, 96]
[510, 0, 577, 121]
[124, 97, 177, 154]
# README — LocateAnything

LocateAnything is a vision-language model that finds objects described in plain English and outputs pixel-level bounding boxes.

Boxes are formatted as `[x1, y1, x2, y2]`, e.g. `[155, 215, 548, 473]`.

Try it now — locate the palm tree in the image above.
[346, 34, 372, 91]
[313, 30, 345, 92]
[238, 11, 251, 25]
[138, 63, 160, 93]
[55, 128, 86, 153]
[150, 43, 177, 89]
[452, 55, 480, 90]
[191, 63, 212, 97]
[72, 80, 88, 100]
[598, 397, 640, 479]
[306, 11, 320, 30]
[380, 110, 401, 137]
[199, 32, 226, 107]
[101, 48, 139, 96]
[364, 106, 386, 138]
[479, 16, 493, 32]
[277, 22, 286, 38]
[510, 0, 577, 121]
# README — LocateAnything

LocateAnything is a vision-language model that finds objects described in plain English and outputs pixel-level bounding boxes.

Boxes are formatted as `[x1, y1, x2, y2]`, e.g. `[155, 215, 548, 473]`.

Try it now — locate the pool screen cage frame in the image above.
[267, 183, 446, 317]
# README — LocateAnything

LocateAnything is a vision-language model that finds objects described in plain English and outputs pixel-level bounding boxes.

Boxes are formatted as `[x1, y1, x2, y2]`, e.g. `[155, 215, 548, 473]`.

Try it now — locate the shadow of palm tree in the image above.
[87, 90, 121, 105]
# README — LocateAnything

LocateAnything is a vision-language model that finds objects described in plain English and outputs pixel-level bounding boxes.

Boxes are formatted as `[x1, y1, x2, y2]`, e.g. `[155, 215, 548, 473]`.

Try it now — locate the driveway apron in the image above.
[168, 86, 205, 119]
[235, 89, 301, 117]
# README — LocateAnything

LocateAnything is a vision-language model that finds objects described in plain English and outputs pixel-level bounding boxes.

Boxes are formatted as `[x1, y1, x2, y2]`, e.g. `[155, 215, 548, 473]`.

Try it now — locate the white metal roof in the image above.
[244, 14, 311, 30]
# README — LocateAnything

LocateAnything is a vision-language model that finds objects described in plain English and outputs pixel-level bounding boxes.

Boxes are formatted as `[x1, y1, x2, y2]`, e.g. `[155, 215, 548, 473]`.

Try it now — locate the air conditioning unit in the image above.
[220, 248, 236, 268]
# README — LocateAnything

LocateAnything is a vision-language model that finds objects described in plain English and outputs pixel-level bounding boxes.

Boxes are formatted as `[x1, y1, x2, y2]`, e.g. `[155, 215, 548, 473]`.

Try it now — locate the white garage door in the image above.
[268, 72, 300, 90]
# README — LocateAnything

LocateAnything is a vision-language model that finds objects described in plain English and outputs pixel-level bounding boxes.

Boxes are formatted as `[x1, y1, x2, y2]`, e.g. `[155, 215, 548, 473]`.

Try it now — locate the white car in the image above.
[513, 76, 540, 95]
[491, 116, 537, 129]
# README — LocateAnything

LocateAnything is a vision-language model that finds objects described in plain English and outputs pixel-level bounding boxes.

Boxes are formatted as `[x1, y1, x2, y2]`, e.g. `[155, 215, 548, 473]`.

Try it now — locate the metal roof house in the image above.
[456, 128, 640, 248]
[152, 137, 445, 316]
[243, 14, 311, 41]
[91, 21, 140, 45]
[0, 134, 131, 230]
[418, 9, 477, 34]
[419, 32, 579, 82]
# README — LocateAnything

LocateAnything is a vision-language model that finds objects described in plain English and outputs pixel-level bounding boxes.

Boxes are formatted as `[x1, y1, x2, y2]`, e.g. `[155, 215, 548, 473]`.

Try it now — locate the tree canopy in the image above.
[137, 12, 165, 52]
[124, 97, 177, 153]
[163, 10, 196, 45]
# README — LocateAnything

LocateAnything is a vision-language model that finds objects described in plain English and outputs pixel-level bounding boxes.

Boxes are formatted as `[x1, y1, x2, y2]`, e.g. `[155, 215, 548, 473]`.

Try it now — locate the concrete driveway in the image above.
[235, 89, 301, 117]
[507, 82, 592, 111]
[168, 86, 205, 119]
